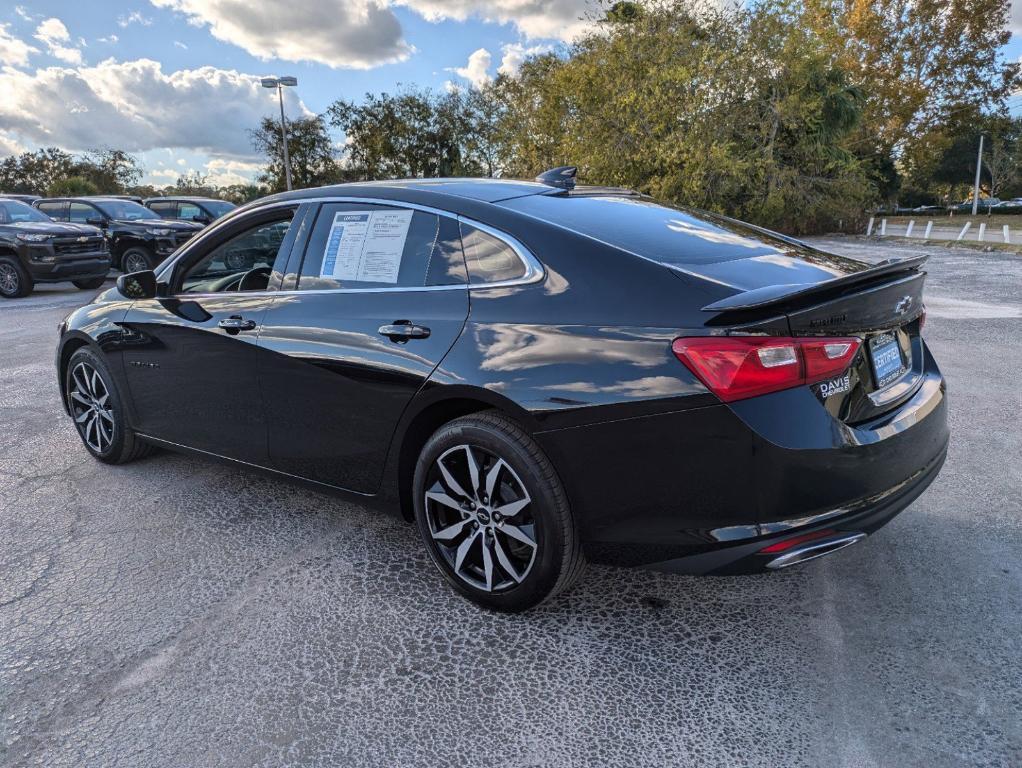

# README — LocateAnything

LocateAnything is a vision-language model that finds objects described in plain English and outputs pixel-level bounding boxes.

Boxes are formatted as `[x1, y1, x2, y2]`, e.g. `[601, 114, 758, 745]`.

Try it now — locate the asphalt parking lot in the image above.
[1, 237, 1019, 767]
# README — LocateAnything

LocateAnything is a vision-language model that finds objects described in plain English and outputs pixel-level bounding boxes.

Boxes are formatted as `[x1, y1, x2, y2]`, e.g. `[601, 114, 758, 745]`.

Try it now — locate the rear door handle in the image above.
[218, 316, 257, 333]
[378, 322, 431, 342]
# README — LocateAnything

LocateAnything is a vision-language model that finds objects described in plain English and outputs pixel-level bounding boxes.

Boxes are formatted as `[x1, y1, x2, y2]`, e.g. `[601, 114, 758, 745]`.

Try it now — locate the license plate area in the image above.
[869, 332, 906, 389]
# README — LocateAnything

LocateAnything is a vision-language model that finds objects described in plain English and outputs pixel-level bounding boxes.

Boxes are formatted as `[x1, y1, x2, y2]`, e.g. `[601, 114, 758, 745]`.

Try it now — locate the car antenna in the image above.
[535, 166, 577, 191]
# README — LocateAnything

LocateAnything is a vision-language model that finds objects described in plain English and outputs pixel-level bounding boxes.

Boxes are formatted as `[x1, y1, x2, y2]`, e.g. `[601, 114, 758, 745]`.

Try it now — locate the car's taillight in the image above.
[671, 335, 861, 402]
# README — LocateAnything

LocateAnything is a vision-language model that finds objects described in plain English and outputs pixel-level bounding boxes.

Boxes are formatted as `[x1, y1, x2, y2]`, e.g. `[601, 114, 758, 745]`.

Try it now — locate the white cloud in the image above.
[497, 42, 553, 77]
[204, 158, 263, 185]
[117, 11, 153, 28]
[98, 34, 119, 44]
[34, 18, 83, 65]
[0, 23, 38, 67]
[450, 47, 492, 88]
[397, 0, 592, 41]
[14, 6, 34, 22]
[150, 0, 412, 69]
[0, 58, 311, 159]
[173, 40, 188, 49]
[0, 131, 25, 156]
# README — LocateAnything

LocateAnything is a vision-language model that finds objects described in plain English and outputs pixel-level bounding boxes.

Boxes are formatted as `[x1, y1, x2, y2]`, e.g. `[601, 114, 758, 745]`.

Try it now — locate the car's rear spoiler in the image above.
[701, 254, 929, 313]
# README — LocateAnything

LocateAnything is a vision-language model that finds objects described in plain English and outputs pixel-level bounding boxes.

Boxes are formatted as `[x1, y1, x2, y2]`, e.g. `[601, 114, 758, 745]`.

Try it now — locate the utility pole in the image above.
[261, 76, 298, 191]
[971, 134, 984, 217]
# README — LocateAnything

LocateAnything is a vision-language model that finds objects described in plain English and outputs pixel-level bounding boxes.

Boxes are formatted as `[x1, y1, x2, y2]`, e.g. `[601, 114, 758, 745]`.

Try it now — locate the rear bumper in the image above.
[645, 439, 947, 574]
[538, 341, 949, 573]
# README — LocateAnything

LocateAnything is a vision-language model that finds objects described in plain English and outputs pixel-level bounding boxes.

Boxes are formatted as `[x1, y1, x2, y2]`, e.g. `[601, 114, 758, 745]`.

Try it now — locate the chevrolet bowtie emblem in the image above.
[894, 295, 913, 315]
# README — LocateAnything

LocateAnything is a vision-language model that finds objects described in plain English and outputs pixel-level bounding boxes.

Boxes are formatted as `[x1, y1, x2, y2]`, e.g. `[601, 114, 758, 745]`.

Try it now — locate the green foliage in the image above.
[0, 147, 142, 196]
[485, 1, 875, 233]
[327, 87, 497, 180]
[249, 114, 342, 192]
[46, 176, 99, 197]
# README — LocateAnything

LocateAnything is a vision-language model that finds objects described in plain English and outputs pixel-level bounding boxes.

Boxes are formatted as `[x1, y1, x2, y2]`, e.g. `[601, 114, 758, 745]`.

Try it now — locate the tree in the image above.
[798, 0, 1019, 180]
[249, 114, 341, 192]
[47, 176, 99, 197]
[76, 149, 143, 192]
[0, 148, 76, 194]
[327, 87, 492, 180]
[486, 1, 874, 232]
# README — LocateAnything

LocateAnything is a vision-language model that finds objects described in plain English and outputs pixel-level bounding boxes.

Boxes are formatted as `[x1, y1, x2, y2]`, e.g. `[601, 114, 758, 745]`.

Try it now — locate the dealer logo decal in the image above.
[819, 373, 851, 398]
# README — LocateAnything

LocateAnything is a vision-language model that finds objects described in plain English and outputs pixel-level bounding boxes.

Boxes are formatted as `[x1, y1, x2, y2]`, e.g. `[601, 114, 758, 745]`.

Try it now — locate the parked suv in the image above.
[0, 198, 109, 298]
[34, 197, 203, 273]
[144, 196, 236, 225]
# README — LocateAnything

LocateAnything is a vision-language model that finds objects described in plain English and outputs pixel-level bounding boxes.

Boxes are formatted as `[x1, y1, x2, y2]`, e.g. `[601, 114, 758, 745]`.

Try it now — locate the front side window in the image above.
[68, 202, 98, 223]
[297, 203, 466, 290]
[178, 203, 203, 220]
[177, 212, 295, 294]
[460, 223, 527, 284]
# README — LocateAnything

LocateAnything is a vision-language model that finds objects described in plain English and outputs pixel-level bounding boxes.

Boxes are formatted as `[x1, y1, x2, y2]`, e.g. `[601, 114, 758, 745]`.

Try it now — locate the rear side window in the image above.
[297, 203, 466, 290]
[460, 223, 527, 284]
[148, 201, 176, 217]
[37, 201, 66, 220]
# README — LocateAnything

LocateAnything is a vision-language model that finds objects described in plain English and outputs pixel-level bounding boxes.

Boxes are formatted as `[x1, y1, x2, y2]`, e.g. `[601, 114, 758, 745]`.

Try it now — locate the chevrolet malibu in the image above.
[56, 170, 949, 611]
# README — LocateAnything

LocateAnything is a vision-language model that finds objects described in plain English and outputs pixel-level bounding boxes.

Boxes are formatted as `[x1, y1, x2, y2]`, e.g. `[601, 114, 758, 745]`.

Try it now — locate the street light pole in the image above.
[971, 134, 984, 217]
[261, 76, 298, 191]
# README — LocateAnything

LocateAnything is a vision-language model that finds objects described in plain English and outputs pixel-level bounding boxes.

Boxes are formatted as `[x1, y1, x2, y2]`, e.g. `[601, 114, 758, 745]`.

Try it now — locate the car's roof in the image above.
[37, 196, 145, 203]
[265, 178, 562, 206]
[144, 196, 229, 203]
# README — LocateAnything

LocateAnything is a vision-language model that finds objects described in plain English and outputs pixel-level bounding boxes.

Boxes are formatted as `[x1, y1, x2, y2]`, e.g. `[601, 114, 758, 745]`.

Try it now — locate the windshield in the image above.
[0, 200, 51, 224]
[205, 200, 236, 217]
[94, 200, 160, 221]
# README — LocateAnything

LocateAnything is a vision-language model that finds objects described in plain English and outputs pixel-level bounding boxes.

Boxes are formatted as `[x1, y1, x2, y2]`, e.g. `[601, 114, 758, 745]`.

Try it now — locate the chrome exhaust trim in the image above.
[765, 532, 867, 570]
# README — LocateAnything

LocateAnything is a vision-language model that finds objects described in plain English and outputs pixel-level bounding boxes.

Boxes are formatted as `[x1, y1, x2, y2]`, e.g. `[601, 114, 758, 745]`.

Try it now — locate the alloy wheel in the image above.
[69, 361, 116, 453]
[124, 251, 150, 273]
[0, 263, 18, 295]
[424, 444, 538, 592]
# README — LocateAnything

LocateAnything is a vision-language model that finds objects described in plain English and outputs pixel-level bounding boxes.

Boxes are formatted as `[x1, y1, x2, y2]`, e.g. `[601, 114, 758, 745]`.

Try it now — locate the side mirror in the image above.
[192, 215, 212, 224]
[86, 217, 107, 228]
[116, 270, 158, 299]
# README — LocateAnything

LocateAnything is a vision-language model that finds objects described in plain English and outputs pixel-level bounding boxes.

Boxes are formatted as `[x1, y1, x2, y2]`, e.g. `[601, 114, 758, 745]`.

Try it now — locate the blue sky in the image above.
[0, 1, 1019, 186]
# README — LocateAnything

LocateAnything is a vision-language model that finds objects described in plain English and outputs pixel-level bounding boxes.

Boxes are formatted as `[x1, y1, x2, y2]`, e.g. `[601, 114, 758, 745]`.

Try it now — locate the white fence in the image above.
[867, 217, 1012, 244]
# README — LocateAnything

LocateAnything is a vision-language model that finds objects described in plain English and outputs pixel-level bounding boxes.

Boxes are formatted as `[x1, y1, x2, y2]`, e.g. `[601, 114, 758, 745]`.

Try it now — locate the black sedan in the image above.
[55, 170, 949, 611]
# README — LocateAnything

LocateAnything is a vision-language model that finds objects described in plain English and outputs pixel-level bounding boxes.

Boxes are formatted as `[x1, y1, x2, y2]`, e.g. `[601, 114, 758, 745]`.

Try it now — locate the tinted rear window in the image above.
[503, 194, 812, 266]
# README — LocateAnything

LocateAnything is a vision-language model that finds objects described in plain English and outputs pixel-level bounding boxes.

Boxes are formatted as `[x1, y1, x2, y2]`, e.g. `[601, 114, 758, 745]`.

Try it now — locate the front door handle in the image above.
[378, 321, 431, 342]
[218, 315, 257, 334]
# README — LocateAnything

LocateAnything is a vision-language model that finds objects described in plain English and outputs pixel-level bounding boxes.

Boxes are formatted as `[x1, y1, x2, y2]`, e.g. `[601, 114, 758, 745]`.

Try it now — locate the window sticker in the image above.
[320, 209, 414, 284]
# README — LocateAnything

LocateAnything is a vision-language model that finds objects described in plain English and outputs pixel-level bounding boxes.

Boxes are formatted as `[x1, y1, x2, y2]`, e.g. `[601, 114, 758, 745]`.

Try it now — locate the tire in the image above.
[413, 411, 585, 612]
[0, 255, 33, 298]
[72, 277, 106, 290]
[65, 347, 155, 464]
[121, 247, 157, 274]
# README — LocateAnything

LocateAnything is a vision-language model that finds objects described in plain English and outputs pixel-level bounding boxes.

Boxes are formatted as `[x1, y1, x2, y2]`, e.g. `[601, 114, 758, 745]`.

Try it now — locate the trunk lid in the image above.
[692, 254, 928, 424]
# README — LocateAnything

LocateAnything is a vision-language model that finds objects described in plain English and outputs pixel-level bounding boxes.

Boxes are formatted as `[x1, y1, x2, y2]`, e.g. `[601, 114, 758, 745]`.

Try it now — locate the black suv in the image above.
[0, 198, 109, 298]
[144, 196, 236, 225]
[34, 197, 203, 273]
